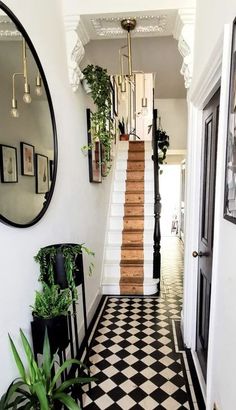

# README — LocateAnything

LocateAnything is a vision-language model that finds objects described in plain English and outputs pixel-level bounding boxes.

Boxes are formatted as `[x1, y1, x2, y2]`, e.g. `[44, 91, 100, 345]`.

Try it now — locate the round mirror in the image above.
[0, 2, 57, 227]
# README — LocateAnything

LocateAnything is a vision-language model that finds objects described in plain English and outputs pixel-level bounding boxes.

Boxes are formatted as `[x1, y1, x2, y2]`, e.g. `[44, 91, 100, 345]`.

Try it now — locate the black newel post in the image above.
[152, 108, 161, 288]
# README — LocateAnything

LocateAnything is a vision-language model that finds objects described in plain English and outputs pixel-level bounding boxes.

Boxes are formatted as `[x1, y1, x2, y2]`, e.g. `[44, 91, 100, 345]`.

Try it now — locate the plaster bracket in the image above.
[64, 12, 90, 92]
[173, 9, 195, 89]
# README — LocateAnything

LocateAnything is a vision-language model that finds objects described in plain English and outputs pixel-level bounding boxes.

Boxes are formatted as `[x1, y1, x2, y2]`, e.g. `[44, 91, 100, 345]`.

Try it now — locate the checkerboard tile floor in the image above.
[82, 238, 200, 409]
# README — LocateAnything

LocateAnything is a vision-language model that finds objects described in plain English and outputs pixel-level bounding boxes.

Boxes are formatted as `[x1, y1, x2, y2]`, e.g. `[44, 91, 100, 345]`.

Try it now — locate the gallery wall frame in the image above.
[0, 144, 18, 183]
[224, 18, 236, 223]
[36, 153, 49, 194]
[86, 108, 102, 183]
[20, 142, 35, 176]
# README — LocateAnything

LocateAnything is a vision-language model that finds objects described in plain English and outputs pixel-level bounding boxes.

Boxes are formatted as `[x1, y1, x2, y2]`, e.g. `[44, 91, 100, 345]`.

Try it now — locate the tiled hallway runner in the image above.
[82, 238, 202, 410]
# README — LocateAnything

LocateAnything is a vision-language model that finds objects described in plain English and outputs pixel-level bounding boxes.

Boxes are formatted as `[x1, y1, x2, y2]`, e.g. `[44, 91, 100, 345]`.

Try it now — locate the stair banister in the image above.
[152, 107, 161, 288]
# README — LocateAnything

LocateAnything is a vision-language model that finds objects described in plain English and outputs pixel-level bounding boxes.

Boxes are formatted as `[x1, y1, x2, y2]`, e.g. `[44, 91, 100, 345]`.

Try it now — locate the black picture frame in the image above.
[20, 142, 35, 176]
[86, 109, 102, 183]
[112, 76, 118, 117]
[36, 154, 49, 194]
[224, 19, 236, 223]
[0, 144, 18, 183]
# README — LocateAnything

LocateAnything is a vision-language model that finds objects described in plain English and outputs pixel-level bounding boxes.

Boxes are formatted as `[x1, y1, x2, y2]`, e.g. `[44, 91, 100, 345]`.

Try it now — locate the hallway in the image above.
[82, 238, 203, 409]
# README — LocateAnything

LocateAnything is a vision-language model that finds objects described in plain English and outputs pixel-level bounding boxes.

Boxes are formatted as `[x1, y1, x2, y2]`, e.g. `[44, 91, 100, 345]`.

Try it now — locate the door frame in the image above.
[183, 24, 233, 401]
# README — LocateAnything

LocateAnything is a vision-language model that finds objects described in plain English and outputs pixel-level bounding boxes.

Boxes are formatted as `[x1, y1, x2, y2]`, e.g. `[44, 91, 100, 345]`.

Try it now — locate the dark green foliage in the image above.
[157, 129, 170, 164]
[34, 244, 95, 302]
[82, 65, 114, 176]
[0, 330, 95, 410]
[31, 283, 72, 319]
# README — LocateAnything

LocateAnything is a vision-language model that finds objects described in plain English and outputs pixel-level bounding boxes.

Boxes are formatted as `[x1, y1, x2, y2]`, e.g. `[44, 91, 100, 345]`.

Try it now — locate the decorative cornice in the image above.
[0, 14, 21, 40]
[173, 8, 195, 89]
[90, 15, 167, 37]
[64, 14, 90, 91]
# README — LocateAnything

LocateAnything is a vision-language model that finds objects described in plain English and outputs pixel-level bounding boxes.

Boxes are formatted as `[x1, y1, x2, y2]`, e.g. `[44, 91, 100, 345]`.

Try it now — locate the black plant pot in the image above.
[42, 243, 84, 289]
[31, 314, 69, 354]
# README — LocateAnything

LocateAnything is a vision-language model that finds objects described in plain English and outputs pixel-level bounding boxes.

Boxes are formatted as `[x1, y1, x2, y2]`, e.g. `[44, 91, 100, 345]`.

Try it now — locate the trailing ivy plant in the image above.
[35, 244, 95, 301]
[82, 64, 114, 176]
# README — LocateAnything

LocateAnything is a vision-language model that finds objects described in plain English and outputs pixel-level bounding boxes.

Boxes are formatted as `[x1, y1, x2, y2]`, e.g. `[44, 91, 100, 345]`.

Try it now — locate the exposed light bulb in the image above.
[35, 74, 43, 96]
[11, 98, 19, 118]
[10, 107, 19, 118]
[23, 83, 31, 104]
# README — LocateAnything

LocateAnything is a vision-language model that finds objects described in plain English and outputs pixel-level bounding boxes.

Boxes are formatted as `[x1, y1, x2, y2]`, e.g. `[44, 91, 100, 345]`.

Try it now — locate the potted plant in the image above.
[82, 64, 114, 176]
[34, 243, 95, 301]
[31, 283, 71, 354]
[118, 118, 129, 141]
[0, 329, 95, 409]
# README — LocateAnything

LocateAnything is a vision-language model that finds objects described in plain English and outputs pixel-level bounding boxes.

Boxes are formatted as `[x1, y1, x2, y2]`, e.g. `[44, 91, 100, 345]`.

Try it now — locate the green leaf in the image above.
[42, 329, 51, 380]
[55, 377, 96, 393]
[54, 392, 80, 410]
[33, 382, 48, 410]
[8, 335, 26, 381]
[49, 359, 87, 393]
[20, 329, 38, 383]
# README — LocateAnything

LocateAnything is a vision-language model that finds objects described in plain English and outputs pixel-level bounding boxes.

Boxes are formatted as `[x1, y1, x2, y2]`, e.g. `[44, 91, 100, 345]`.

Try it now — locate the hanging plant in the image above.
[81, 64, 114, 176]
[34, 243, 95, 301]
[156, 129, 170, 164]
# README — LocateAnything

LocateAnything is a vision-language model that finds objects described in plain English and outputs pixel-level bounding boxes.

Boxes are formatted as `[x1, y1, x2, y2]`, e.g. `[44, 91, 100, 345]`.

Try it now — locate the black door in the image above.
[195, 89, 220, 380]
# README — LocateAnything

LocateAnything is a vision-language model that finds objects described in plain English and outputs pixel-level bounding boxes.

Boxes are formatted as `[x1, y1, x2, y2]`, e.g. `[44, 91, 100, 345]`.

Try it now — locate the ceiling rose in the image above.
[91, 15, 167, 37]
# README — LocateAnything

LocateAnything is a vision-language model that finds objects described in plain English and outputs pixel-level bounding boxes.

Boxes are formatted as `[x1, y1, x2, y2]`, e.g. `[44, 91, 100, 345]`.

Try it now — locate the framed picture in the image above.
[224, 19, 236, 223]
[86, 109, 102, 183]
[36, 154, 49, 194]
[112, 76, 118, 117]
[49, 160, 54, 181]
[0, 144, 18, 183]
[20, 142, 35, 176]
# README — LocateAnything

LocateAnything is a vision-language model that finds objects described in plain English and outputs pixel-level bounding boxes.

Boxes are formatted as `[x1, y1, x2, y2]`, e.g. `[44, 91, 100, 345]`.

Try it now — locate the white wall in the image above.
[77, 0, 195, 14]
[0, 0, 113, 394]
[188, 1, 236, 409]
[155, 99, 187, 149]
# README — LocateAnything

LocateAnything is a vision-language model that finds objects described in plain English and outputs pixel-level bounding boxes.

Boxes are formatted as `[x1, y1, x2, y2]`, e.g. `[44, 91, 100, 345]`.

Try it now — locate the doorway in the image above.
[195, 89, 220, 380]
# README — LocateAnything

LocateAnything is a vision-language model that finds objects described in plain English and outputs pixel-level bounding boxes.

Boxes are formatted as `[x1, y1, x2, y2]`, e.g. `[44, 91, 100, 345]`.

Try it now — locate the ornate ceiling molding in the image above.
[90, 15, 167, 37]
[173, 9, 195, 89]
[0, 15, 21, 40]
[64, 13, 90, 92]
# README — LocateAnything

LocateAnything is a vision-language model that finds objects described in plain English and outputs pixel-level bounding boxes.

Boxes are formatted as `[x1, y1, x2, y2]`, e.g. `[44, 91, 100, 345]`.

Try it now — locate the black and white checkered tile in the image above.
[82, 238, 200, 409]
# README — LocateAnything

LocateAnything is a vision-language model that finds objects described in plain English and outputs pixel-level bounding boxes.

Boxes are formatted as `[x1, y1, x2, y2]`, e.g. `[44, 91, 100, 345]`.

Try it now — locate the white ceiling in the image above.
[81, 11, 186, 99]
[80, 9, 178, 39]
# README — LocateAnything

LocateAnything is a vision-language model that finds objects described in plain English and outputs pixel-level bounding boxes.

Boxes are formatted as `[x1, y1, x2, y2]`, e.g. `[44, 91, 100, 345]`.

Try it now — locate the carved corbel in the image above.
[173, 9, 195, 89]
[64, 14, 90, 92]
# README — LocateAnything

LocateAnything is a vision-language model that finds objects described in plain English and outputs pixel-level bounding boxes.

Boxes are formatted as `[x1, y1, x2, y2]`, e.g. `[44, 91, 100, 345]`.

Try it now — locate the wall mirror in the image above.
[0, 2, 57, 227]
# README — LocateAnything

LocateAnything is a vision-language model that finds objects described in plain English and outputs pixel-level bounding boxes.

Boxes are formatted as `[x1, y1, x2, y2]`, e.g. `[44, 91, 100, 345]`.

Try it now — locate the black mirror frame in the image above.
[0, 1, 58, 228]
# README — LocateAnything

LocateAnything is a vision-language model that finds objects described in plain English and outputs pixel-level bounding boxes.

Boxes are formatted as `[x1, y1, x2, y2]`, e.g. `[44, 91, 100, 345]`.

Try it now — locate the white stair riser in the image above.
[118, 141, 129, 151]
[145, 192, 155, 203]
[115, 171, 127, 181]
[114, 181, 126, 192]
[110, 204, 125, 217]
[109, 218, 123, 230]
[103, 264, 120, 277]
[117, 151, 128, 160]
[116, 160, 128, 171]
[112, 192, 125, 204]
[105, 247, 153, 261]
[108, 231, 123, 245]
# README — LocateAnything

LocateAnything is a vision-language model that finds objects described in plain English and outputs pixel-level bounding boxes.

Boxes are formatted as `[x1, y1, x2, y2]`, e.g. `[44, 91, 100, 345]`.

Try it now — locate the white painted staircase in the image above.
[102, 140, 159, 295]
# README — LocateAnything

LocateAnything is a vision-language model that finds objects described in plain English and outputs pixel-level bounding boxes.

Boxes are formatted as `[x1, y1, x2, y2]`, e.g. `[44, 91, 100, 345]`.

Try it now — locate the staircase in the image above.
[102, 140, 158, 295]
